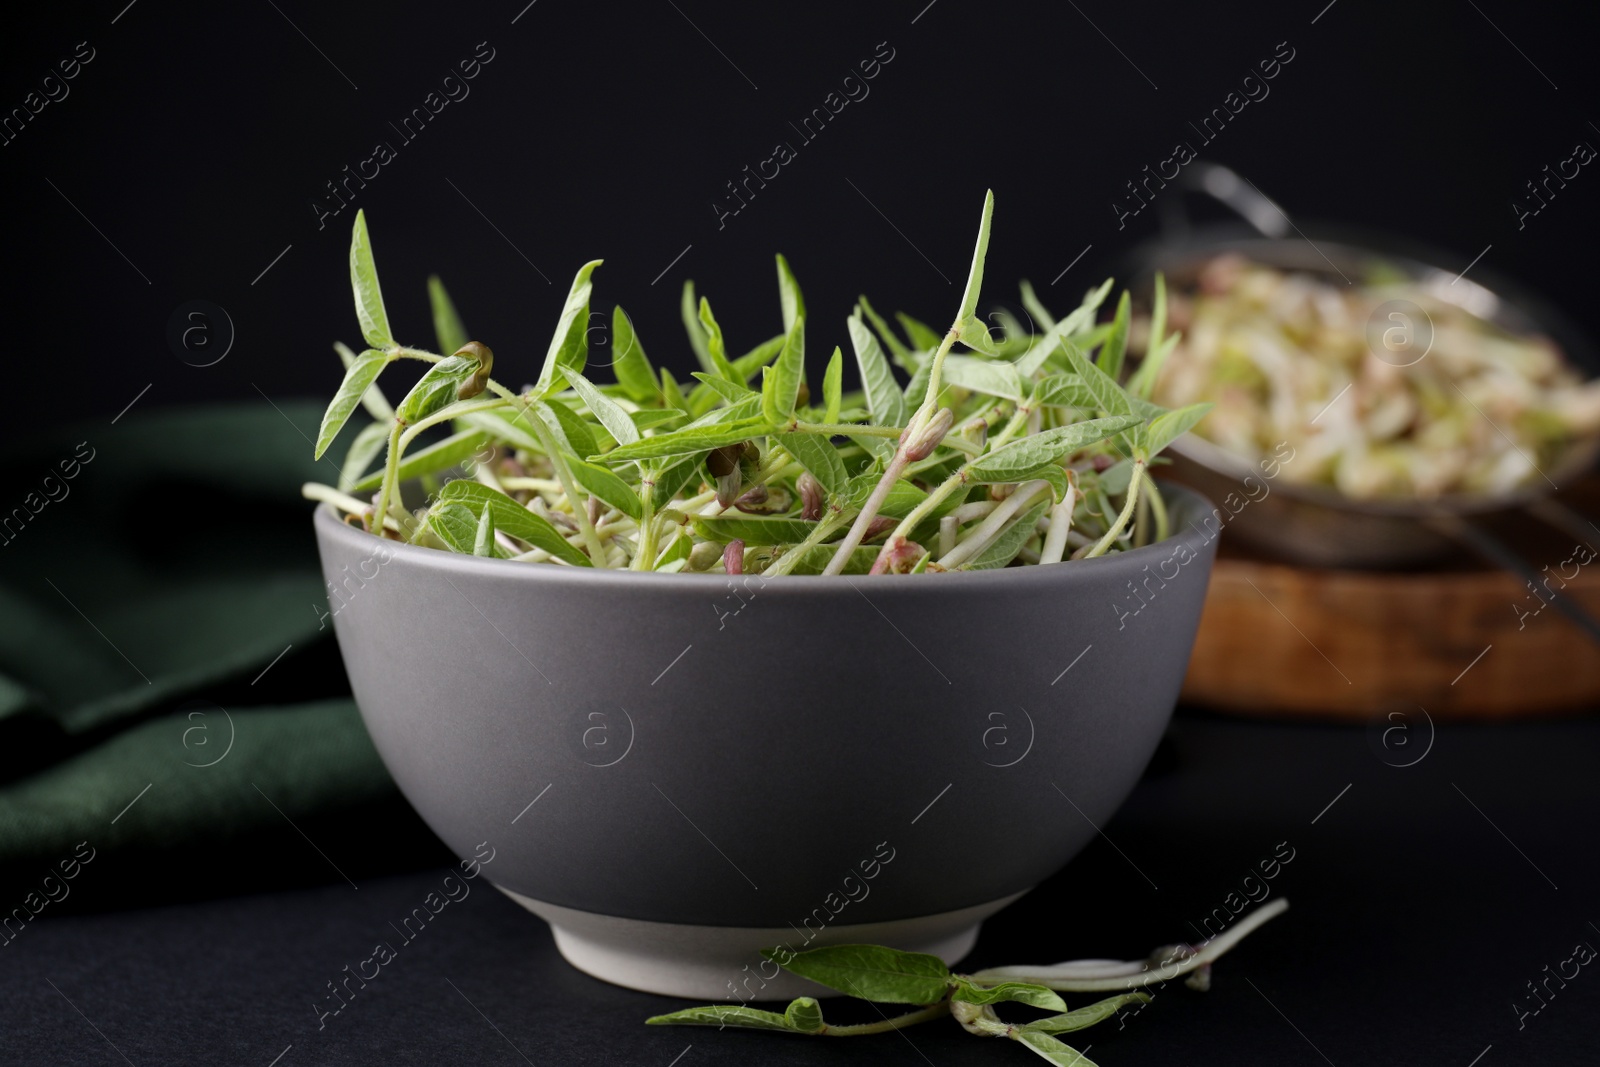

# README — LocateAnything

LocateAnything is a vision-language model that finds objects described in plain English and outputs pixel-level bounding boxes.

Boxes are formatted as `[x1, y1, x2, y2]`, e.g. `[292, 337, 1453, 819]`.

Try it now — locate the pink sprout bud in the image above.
[453, 341, 495, 400]
[864, 516, 897, 542]
[869, 535, 927, 575]
[797, 472, 824, 520]
[715, 469, 743, 508]
[902, 407, 955, 462]
[723, 539, 745, 575]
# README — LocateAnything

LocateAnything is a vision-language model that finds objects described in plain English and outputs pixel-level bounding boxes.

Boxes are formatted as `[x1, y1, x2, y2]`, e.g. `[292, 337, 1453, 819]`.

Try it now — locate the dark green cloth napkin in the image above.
[0, 403, 411, 896]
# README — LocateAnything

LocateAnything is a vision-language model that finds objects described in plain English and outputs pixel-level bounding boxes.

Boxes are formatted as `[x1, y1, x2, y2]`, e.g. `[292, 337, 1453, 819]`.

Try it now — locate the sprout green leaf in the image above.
[956, 190, 996, 324]
[965, 416, 1143, 482]
[1096, 290, 1132, 380]
[566, 369, 640, 447]
[396, 355, 478, 425]
[765, 944, 952, 1005]
[680, 280, 712, 367]
[647, 997, 826, 1035]
[1032, 374, 1097, 409]
[337, 420, 390, 492]
[317, 348, 388, 459]
[858, 295, 912, 362]
[696, 297, 741, 384]
[778, 431, 848, 498]
[437, 480, 591, 566]
[776, 253, 806, 335]
[349, 209, 392, 349]
[1015, 1030, 1103, 1067]
[821, 346, 843, 424]
[1020, 279, 1055, 332]
[942, 354, 1024, 401]
[534, 397, 599, 463]
[534, 260, 603, 397]
[598, 417, 772, 463]
[897, 311, 943, 352]
[950, 979, 1067, 1011]
[335, 341, 394, 421]
[1021, 994, 1152, 1035]
[428, 501, 480, 554]
[1060, 340, 1131, 417]
[428, 275, 469, 356]
[472, 505, 496, 557]
[690, 515, 817, 545]
[848, 314, 907, 428]
[610, 306, 659, 404]
[1141, 401, 1213, 459]
[691, 373, 755, 405]
[762, 315, 807, 424]
[570, 459, 644, 520]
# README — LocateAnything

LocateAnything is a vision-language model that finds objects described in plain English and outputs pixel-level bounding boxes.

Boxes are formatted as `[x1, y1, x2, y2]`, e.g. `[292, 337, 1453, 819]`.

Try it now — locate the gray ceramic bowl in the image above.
[313, 484, 1218, 998]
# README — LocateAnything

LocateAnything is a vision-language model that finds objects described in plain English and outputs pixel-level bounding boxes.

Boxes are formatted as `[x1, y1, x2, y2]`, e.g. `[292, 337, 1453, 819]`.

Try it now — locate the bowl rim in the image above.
[313, 481, 1218, 594]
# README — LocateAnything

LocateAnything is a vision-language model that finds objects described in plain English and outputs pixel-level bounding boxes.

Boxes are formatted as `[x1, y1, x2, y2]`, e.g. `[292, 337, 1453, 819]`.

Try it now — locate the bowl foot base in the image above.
[492, 884, 1029, 999]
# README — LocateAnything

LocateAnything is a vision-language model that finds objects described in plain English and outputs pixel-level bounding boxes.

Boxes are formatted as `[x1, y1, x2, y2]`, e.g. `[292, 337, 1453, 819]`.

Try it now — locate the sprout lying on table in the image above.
[647, 899, 1288, 1067]
[303, 193, 1211, 575]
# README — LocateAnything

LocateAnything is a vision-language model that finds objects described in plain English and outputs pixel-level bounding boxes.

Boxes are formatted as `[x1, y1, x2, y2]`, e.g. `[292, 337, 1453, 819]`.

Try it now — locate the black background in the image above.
[4, 0, 1599, 443]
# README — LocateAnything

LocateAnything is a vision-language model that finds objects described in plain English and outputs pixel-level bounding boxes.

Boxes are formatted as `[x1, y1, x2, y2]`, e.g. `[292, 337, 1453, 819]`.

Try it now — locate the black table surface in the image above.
[6, 712, 1598, 1067]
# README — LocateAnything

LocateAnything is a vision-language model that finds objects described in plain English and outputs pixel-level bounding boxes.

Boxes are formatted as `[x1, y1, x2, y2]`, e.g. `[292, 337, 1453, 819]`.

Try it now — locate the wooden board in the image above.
[1181, 555, 1600, 719]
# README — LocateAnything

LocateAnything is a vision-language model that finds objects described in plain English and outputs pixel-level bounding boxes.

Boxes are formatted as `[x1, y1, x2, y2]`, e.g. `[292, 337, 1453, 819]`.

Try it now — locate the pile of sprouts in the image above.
[303, 193, 1210, 576]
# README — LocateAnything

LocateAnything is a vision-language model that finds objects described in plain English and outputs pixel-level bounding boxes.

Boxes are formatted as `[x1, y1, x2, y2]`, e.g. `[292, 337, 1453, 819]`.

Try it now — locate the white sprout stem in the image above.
[501, 477, 565, 493]
[1085, 460, 1145, 558]
[301, 482, 402, 533]
[1143, 467, 1170, 543]
[970, 898, 1290, 992]
[390, 345, 445, 363]
[950, 500, 1000, 524]
[937, 479, 1053, 569]
[920, 326, 962, 418]
[372, 421, 407, 537]
[372, 395, 511, 537]
[595, 517, 638, 538]
[875, 407, 1030, 568]
[631, 512, 662, 571]
[475, 456, 509, 494]
[939, 515, 958, 558]
[823, 452, 909, 575]
[838, 322, 972, 576]
[397, 397, 508, 451]
[1039, 485, 1078, 565]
